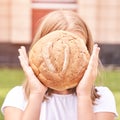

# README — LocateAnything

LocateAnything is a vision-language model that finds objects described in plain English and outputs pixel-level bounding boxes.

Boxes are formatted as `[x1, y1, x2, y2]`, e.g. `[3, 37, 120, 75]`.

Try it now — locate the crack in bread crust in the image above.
[29, 30, 90, 91]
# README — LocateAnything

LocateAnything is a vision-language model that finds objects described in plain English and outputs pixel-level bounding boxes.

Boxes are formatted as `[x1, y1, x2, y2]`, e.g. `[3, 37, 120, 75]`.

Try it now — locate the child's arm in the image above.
[4, 46, 47, 120]
[76, 44, 99, 120]
[76, 44, 115, 120]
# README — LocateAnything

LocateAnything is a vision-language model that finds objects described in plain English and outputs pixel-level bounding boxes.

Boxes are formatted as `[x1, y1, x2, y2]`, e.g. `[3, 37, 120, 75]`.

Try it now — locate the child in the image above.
[1, 10, 118, 120]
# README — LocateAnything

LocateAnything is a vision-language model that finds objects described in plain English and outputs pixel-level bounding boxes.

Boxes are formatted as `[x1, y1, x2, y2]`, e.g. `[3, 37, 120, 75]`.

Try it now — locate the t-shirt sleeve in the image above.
[1, 86, 26, 114]
[94, 86, 118, 117]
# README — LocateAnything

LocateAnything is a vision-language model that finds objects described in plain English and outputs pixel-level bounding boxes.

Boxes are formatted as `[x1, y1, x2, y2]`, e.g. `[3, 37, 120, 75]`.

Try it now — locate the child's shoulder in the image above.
[95, 86, 113, 96]
[4, 86, 25, 101]
[94, 86, 118, 114]
[96, 86, 111, 91]
[9, 85, 23, 90]
[7, 86, 24, 95]
[1, 86, 26, 114]
[95, 86, 115, 101]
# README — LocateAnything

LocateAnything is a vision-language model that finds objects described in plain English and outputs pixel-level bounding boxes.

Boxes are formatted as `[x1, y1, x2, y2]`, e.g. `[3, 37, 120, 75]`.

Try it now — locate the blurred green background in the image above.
[0, 68, 120, 120]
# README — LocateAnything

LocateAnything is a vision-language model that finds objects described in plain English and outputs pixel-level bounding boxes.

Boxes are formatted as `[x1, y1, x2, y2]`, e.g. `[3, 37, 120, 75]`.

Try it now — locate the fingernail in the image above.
[18, 48, 20, 52]
[94, 44, 98, 47]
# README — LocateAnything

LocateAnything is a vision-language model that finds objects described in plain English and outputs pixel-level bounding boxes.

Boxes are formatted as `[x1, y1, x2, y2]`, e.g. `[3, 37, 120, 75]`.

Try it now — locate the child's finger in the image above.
[81, 44, 100, 82]
[20, 46, 28, 62]
[18, 55, 28, 72]
[87, 44, 100, 72]
[18, 47, 28, 65]
[18, 46, 28, 61]
[18, 55, 34, 80]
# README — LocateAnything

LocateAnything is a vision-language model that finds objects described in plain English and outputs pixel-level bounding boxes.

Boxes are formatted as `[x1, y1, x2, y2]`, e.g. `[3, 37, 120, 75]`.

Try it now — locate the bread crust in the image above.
[29, 30, 90, 91]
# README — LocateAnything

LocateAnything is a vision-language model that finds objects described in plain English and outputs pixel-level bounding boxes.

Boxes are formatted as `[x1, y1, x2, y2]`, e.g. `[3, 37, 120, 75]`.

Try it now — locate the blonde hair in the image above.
[23, 10, 100, 103]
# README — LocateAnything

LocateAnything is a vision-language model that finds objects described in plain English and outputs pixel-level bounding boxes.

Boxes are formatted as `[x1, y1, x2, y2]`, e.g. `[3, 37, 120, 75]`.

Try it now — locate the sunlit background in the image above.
[0, 0, 120, 119]
[0, 0, 120, 67]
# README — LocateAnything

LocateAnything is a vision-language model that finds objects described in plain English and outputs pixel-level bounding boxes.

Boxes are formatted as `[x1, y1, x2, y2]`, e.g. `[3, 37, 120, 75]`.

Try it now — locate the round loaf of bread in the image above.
[29, 30, 90, 91]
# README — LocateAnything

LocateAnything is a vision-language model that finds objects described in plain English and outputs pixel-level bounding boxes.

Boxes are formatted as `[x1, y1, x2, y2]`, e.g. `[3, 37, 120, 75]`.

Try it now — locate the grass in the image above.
[0, 68, 120, 120]
[96, 69, 120, 120]
[0, 68, 25, 120]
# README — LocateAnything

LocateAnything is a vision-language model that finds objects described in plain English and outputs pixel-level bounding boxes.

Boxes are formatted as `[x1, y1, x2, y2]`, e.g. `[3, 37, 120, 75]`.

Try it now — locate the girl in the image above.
[1, 10, 118, 120]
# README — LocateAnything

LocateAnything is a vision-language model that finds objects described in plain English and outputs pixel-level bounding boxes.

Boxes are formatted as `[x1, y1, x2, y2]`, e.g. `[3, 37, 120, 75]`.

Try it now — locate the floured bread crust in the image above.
[29, 30, 90, 91]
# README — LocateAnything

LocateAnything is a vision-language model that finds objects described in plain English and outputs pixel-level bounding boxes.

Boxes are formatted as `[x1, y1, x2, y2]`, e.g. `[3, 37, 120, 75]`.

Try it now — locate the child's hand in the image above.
[76, 44, 100, 97]
[18, 46, 47, 97]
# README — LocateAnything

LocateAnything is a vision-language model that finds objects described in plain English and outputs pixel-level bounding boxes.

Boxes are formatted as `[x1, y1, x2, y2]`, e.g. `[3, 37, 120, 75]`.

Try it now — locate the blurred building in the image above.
[0, 0, 120, 67]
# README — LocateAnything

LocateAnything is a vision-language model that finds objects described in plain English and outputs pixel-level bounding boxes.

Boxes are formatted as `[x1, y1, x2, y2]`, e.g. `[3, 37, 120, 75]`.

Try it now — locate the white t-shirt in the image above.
[1, 86, 118, 120]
